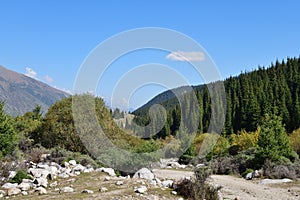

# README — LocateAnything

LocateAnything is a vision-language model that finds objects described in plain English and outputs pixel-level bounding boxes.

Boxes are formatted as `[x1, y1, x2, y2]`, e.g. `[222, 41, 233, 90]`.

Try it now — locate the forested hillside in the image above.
[133, 57, 300, 136]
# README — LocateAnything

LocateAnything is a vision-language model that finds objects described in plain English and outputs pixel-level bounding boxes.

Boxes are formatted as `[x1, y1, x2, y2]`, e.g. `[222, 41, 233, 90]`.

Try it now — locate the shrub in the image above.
[263, 159, 300, 179]
[9, 170, 32, 184]
[0, 103, 18, 156]
[241, 168, 254, 178]
[174, 166, 220, 200]
[289, 128, 300, 155]
[230, 128, 259, 151]
[256, 114, 293, 165]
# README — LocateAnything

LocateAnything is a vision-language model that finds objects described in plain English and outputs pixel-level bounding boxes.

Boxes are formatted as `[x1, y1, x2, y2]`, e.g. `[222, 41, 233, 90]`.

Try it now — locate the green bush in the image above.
[241, 168, 254, 178]
[0, 103, 18, 156]
[9, 170, 32, 184]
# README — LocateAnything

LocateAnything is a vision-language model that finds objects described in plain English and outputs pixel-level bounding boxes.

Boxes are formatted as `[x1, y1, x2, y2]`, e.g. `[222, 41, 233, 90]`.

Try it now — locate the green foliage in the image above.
[9, 170, 32, 184]
[289, 128, 300, 155]
[241, 168, 254, 178]
[230, 128, 259, 151]
[0, 103, 18, 156]
[256, 114, 293, 164]
[133, 139, 160, 153]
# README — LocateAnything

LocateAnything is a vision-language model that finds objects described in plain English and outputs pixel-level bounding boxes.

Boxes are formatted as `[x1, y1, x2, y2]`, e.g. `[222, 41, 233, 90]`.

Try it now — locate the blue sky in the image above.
[1, 0, 300, 110]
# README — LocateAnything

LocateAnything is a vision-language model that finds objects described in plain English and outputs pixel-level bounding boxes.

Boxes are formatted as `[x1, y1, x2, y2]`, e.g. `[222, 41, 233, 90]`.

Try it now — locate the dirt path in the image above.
[153, 169, 300, 200]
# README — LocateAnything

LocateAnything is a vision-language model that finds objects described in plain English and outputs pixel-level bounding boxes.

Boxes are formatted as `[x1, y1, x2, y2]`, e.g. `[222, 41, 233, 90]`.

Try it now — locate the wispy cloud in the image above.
[44, 75, 54, 83]
[25, 67, 38, 79]
[166, 51, 205, 62]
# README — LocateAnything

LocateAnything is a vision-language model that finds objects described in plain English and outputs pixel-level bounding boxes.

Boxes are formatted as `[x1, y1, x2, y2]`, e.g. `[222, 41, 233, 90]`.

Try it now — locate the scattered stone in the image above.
[115, 181, 124, 186]
[50, 181, 58, 188]
[82, 189, 94, 194]
[73, 164, 86, 172]
[28, 168, 49, 179]
[134, 186, 148, 194]
[171, 191, 177, 195]
[104, 176, 111, 181]
[234, 197, 241, 200]
[83, 168, 94, 173]
[7, 187, 21, 196]
[96, 168, 116, 176]
[61, 186, 74, 193]
[58, 173, 69, 179]
[34, 177, 48, 187]
[68, 160, 77, 166]
[99, 187, 108, 192]
[8, 171, 17, 179]
[161, 180, 173, 188]
[35, 187, 47, 195]
[1, 182, 18, 189]
[133, 168, 154, 180]
[37, 163, 49, 169]
[21, 191, 28, 196]
[18, 182, 31, 191]
[245, 172, 253, 180]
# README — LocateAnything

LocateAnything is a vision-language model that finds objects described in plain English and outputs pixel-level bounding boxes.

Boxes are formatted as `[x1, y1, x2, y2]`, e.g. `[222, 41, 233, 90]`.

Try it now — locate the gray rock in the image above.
[1, 182, 18, 189]
[34, 177, 48, 188]
[21, 191, 28, 195]
[133, 168, 154, 180]
[58, 173, 69, 179]
[35, 187, 47, 195]
[73, 164, 86, 172]
[99, 187, 108, 192]
[8, 171, 17, 179]
[245, 172, 253, 180]
[96, 167, 116, 176]
[134, 186, 148, 194]
[171, 191, 177, 195]
[82, 189, 94, 194]
[61, 186, 74, 193]
[115, 181, 124, 186]
[68, 160, 77, 166]
[18, 182, 31, 191]
[37, 163, 50, 169]
[83, 168, 94, 173]
[49, 181, 58, 188]
[7, 187, 21, 196]
[161, 180, 173, 188]
[28, 168, 49, 179]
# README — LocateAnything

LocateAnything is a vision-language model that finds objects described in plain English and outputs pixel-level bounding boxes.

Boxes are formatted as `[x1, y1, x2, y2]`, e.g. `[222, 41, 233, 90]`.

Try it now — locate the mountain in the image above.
[0, 65, 69, 116]
[133, 57, 300, 137]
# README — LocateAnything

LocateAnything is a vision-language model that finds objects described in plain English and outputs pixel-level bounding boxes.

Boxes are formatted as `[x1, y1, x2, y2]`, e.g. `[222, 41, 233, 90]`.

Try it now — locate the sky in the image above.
[1, 0, 300, 110]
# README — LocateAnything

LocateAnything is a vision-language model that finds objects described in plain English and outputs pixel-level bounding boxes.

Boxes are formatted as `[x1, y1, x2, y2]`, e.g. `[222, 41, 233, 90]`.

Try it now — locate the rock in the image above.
[260, 178, 293, 185]
[134, 186, 148, 194]
[171, 191, 177, 195]
[34, 177, 48, 187]
[73, 164, 86, 172]
[245, 172, 253, 180]
[252, 170, 262, 178]
[48, 173, 57, 180]
[8, 171, 17, 179]
[133, 168, 154, 180]
[149, 179, 157, 186]
[115, 181, 124, 186]
[37, 163, 50, 169]
[21, 191, 28, 195]
[18, 182, 31, 191]
[234, 197, 241, 200]
[7, 187, 21, 196]
[161, 180, 174, 188]
[1, 182, 18, 189]
[83, 168, 94, 173]
[68, 160, 77, 166]
[96, 167, 116, 176]
[82, 189, 94, 194]
[104, 176, 111, 181]
[28, 168, 50, 179]
[61, 186, 74, 193]
[58, 173, 69, 179]
[99, 187, 108, 192]
[35, 187, 47, 195]
[49, 181, 58, 188]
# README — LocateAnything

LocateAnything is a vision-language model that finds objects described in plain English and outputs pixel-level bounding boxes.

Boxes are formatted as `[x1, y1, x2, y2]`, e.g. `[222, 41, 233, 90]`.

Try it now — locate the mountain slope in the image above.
[0, 65, 69, 116]
[133, 57, 300, 135]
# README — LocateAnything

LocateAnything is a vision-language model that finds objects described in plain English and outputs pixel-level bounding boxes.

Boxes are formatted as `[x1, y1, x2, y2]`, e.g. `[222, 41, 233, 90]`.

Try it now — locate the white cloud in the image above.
[25, 67, 38, 79]
[166, 51, 205, 62]
[44, 75, 54, 83]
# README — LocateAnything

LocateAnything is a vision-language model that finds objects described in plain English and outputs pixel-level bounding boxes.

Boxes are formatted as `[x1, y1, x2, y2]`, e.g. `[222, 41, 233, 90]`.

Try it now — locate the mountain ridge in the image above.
[0, 65, 69, 116]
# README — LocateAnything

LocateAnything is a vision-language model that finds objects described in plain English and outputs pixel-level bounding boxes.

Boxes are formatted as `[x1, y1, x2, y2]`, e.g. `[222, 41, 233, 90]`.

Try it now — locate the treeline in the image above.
[133, 57, 300, 136]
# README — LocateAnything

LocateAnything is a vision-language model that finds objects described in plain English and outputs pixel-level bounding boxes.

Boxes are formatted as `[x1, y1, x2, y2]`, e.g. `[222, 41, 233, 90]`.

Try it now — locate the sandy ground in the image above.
[153, 169, 300, 200]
